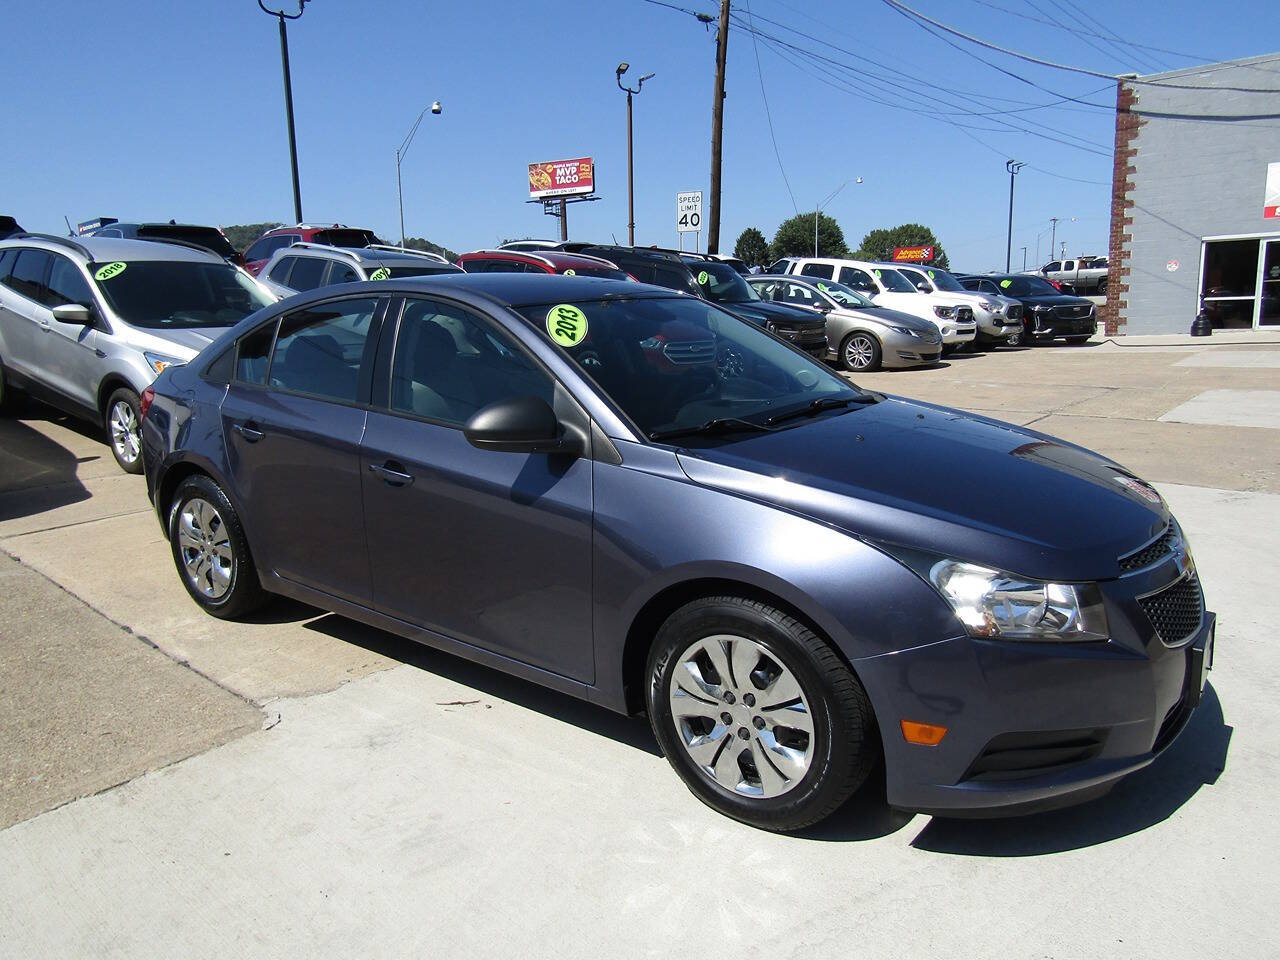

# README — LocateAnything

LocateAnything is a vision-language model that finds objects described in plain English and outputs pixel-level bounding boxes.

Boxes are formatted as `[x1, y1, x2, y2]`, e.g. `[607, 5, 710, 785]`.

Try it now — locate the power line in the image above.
[881, 0, 1280, 93]
[743, 0, 799, 215]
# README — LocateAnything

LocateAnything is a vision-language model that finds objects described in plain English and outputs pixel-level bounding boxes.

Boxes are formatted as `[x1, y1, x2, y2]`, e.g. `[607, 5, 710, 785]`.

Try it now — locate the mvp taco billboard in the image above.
[528, 158, 595, 199]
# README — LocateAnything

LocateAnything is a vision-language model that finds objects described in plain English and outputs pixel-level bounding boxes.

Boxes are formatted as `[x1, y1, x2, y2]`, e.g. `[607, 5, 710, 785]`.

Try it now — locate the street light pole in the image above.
[1021, 246, 1028, 271]
[617, 63, 654, 246]
[258, 1, 310, 225]
[1005, 159, 1025, 273]
[396, 100, 442, 247]
[815, 177, 862, 256]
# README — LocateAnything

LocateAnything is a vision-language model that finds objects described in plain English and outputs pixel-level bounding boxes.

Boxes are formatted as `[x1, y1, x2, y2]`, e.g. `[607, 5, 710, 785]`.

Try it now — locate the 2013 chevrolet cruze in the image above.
[141, 274, 1215, 832]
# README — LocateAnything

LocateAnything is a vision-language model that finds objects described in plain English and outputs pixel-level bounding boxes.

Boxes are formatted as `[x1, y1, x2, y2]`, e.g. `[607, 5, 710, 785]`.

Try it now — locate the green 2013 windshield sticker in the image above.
[697, 271, 709, 285]
[367, 267, 390, 281]
[546, 303, 588, 347]
[1000, 279, 1013, 288]
[94, 261, 127, 281]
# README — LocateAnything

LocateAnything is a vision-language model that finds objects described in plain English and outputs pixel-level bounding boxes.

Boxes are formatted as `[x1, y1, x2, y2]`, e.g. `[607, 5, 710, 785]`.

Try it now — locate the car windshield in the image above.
[809, 279, 875, 308]
[563, 266, 632, 280]
[376, 264, 460, 278]
[873, 267, 918, 293]
[517, 295, 858, 440]
[314, 229, 381, 247]
[919, 267, 966, 292]
[997, 275, 1060, 296]
[690, 261, 761, 303]
[92, 260, 275, 328]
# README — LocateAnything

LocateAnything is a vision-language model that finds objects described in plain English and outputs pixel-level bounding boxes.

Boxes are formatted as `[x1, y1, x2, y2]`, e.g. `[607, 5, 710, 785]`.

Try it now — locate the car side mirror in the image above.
[51, 304, 93, 325]
[915, 281, 931, 293]
[464, 395, 572, 454]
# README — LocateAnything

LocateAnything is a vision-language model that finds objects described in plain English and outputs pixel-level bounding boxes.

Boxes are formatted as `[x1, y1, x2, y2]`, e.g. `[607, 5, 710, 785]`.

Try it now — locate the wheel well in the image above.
[96, 375, 136, 422]
[620, 578, 849, 715]
[156, 462, 209, 527]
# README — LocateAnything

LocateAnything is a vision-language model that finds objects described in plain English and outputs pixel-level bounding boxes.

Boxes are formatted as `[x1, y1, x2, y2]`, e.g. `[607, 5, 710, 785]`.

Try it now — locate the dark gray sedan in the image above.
[141, 274, 1214, 831]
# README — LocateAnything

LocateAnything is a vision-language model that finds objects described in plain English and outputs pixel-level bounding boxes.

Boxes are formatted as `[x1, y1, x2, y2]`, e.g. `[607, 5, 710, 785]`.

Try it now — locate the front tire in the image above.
[168, 475, 267, 619]
[106, 387, 144, 474]
[840, 332, 882, 372]
[647, 596, 880, 832]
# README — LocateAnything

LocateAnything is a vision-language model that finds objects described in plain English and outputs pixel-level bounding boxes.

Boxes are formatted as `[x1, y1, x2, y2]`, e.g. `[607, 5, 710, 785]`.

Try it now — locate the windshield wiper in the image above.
[764, 394, 879, 426]
[649, 417, 772, 442]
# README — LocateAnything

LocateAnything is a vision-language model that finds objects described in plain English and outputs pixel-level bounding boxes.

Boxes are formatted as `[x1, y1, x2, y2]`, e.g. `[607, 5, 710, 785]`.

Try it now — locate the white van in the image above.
[779, 257, 976, 351]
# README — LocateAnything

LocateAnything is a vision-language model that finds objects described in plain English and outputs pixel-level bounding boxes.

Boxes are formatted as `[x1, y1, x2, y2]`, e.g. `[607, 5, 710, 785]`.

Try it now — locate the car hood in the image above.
[833, 304, 937, 334]
[674, 396, 1168, 581]
[143, 326, 236, 358]
[724, 301, 825, 329]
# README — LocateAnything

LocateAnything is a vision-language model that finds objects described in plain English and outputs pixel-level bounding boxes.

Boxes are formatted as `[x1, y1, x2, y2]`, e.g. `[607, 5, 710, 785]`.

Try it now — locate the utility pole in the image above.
[1021, 246, 1027, 270]
[707, 0, 730, 254]
[1005, 159, 1024, 273]
[1049, 217, 1060, 262]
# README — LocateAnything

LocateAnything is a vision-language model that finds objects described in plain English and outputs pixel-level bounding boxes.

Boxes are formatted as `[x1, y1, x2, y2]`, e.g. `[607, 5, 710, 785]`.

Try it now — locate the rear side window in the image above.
[800, 263, 834, 280]
[3, 249, 51, 302]
[287, 256, 327, 291]
[652, 264, 697, 293]
[204, 345, 235, 384]
[326, 261, 360, 285]
[268, 256, 296, 283]
[0, 249, 16, 282]
[268, 298, 378, 403]
[458, 258, 488, 273]
[235, 322, 277, 385]
[46, 256, 95, 308]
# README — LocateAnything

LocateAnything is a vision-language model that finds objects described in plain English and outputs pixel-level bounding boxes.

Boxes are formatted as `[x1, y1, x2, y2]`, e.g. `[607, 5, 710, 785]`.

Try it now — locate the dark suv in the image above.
[565, 245, 827, 359]
[956, 273, 1097, 344]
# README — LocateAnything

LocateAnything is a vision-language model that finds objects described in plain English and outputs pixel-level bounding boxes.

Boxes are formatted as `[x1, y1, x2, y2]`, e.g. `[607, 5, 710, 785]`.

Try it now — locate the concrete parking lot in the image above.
[2, 333, 1278, 958]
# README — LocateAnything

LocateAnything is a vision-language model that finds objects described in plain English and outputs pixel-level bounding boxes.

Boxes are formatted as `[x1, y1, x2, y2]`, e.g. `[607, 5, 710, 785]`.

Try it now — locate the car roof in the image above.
[0, 234, 224, 264]
[459, 249, 622, 270]
[386, 272, 675, 306]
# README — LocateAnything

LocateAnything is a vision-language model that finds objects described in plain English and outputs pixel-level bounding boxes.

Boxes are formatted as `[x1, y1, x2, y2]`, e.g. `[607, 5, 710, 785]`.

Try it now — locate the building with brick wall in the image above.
[1104, 54, 1280, 335]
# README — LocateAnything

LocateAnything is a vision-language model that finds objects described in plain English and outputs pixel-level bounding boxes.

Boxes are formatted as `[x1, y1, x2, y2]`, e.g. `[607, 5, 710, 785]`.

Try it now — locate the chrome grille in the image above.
[1119, 524, 1178, 572]
[1139, 572, 1204, 646]
[956, 306, 974, 323]
[662, 339, 717, 364]
[1054, 304, 1091, 320]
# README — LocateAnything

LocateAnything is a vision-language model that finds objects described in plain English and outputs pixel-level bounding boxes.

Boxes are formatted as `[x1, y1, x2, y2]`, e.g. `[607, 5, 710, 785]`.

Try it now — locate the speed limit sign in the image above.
[677, 191, 702, 233]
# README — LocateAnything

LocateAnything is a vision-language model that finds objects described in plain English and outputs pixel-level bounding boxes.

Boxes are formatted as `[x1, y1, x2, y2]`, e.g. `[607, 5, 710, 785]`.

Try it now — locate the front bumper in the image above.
[1029, 311, 1097, 339]
[853, 599, 1216, 816]
[939, 322, 977, 345]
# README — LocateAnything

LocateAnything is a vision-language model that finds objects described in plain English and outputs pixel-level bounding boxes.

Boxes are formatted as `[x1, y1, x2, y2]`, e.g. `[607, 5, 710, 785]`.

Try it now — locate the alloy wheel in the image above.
[109, 400, 141, 464]
[845, 335, 876, 370]
[667, 634, 815, 799]
[177, 498, 234, 600]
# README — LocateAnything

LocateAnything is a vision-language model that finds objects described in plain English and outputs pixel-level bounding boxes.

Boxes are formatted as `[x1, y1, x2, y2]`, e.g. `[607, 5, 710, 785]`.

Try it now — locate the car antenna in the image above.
[611, 232, 619, 245]
[64, 215, 74, 236]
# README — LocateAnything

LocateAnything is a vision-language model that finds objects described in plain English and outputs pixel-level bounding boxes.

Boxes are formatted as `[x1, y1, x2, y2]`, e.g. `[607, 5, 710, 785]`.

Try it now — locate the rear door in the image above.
[360, 294, 594, 681]
[221, 295, 386, 605]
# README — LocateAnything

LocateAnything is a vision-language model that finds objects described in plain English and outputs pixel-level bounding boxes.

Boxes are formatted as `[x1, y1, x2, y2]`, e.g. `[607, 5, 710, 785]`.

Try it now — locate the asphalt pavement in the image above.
[1, 334, 1278, 958]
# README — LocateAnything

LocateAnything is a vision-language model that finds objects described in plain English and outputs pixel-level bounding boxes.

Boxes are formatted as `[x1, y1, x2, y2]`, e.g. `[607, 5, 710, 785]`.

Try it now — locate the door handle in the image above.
[369, 461, 414, 486]
[232, 422, 265, 442]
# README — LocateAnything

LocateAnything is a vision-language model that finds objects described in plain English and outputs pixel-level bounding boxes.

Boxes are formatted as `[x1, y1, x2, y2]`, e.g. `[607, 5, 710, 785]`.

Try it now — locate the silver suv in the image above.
[257, 242, 462, 298]
[0, 234, 275, 472]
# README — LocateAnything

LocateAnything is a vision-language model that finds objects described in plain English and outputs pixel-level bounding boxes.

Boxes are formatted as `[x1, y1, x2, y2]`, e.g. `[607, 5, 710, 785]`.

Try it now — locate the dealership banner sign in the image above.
[528, 158, 595, 199]
[1265, 162, 1280, 219]
[892, 245, 935, 262]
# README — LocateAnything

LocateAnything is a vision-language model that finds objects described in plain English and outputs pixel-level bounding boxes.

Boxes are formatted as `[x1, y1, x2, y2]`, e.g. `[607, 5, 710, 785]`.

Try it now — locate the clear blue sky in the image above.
[2, 0, 1273, 270]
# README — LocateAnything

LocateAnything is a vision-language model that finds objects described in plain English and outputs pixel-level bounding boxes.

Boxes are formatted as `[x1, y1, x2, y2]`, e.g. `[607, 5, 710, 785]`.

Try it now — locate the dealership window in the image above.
[1201, 238, 1261, 329]
[1261, 242, 1280, 326]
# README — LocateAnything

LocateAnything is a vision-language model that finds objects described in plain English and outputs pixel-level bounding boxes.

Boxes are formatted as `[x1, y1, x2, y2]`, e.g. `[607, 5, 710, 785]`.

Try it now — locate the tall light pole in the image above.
[1021, 246, 1028, 271]
[617, 63, 655, 246]
[396, 100, 442, 247]
[1005, 159, 1025, 273]
[815, 177, 862, 256]
[258, 0, 310, 225]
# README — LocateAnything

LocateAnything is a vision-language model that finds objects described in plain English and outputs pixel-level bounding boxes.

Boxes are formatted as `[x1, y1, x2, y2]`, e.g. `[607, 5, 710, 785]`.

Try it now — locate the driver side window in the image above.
[391, 298, 553, 428]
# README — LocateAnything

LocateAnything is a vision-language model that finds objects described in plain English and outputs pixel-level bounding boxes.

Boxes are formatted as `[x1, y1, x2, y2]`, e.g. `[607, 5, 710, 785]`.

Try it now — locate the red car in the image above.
[242, 223, 383, 276]
[456, 248, 634, 280]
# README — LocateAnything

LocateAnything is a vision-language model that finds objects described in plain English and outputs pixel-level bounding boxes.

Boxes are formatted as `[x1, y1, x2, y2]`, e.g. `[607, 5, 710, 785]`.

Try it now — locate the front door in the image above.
[221, 295, 385, 605]
[42, 254, 103, 411]
[361, 296, 594, 682]
[1259, 240, 1280, 327]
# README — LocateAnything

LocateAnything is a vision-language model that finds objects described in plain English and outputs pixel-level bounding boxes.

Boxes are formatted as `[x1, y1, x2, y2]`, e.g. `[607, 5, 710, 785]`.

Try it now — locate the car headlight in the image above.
[928, 560, 1109, 642]
[933, 306, 955, 319]
[890, 325, 921, 337]
[978, 300, 1001, 313]
[144, 352, 185, 375]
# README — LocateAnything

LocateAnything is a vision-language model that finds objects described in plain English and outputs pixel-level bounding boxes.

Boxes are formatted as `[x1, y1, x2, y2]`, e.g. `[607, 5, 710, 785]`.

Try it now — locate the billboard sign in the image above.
[892, 245, 935, 262]
[528, 158, 595, 199]
[1265, 161, 1280, 219]
[677, 191, 702, 233]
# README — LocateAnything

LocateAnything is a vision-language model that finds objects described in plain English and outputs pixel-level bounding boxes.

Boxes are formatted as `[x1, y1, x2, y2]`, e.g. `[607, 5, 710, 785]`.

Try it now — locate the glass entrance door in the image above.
[1260, 240, 1280, 327]
[1200, 238, 1259, 328]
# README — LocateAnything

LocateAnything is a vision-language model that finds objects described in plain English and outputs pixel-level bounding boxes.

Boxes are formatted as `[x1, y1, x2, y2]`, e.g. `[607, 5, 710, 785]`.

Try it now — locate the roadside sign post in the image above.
[678, 191, 702, 253]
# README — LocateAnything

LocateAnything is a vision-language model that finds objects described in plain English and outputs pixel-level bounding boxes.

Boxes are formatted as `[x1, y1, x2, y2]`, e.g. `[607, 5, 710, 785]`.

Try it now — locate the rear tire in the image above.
[105, 387, 144, 474]
[646, 596, 880, 832]
[168, 474, 267, 619]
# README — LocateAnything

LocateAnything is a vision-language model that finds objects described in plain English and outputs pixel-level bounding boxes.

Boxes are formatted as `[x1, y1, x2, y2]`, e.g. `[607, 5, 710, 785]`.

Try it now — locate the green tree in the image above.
[222, 222, 283, 252]
[770, 212, 848, 260]
[402, 236, 459, 262]
[733, 227, 769, 266]
[853, 223, 950, 270]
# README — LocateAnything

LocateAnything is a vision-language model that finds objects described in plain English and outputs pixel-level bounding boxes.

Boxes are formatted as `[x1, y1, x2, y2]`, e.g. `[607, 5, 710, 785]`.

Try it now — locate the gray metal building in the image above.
[1104, 54, 1280, 336]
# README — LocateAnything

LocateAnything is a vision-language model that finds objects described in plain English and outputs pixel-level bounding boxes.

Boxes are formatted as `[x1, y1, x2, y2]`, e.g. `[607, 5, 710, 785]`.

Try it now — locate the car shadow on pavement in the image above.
[908, 684, 1232, 857]
[0, 405, 95, 522]
[300, 609, 663, 757]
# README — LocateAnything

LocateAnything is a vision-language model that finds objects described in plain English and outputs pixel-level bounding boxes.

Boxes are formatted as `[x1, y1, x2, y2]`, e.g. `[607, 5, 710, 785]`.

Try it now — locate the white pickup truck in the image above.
[1037, 257, 1108, 295]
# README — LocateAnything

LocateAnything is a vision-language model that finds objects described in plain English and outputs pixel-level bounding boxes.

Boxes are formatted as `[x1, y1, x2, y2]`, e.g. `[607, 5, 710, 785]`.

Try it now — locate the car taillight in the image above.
[1049, 279, 1063, 291]
[139, 386, 156, 420]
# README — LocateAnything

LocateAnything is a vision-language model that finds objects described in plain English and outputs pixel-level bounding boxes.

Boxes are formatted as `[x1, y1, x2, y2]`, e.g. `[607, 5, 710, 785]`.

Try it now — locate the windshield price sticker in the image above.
[697, 271, 709, 285]
[1000, 279, 1013, 288]
[94, 261, 127, 281]
[817, 282, 828, 291]
[368, 267, 390, 281]
[546, 303, 589, 347]
[563, 269, 576, 276]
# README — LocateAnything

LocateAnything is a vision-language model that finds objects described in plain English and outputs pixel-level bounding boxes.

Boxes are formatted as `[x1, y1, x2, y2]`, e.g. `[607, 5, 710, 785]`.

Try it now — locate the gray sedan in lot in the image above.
[749, 275, 941, 370]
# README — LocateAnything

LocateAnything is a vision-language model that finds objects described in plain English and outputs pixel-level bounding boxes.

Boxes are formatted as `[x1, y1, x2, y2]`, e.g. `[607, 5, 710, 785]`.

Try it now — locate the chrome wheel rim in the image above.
[668, 634, 815, 799]
[845, 335, 876, 369]
[177, 498, 234, 600]
[109, 400, 140, 464]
